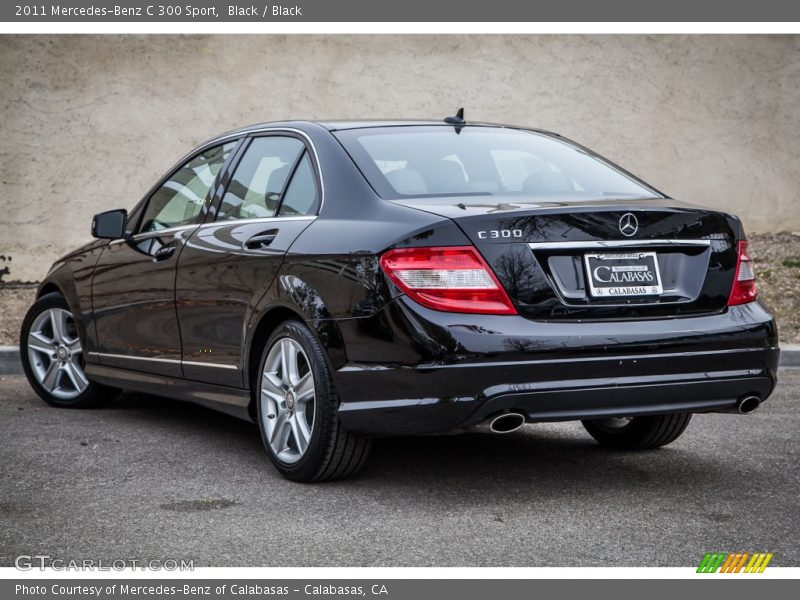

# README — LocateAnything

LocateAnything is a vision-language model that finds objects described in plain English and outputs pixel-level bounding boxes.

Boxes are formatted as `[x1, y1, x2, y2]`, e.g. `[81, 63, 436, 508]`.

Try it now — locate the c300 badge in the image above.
[477, 229, 523, 239]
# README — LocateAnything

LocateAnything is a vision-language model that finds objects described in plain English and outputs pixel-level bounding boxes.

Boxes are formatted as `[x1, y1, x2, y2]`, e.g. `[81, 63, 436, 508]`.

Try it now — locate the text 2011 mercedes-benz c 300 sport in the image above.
[20, 114, 780, 481]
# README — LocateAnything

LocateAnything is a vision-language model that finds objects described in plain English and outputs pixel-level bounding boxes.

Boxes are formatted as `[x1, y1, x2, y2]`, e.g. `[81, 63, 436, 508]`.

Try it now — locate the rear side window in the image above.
[139, 142, 236, 233]
[334, 126, 659, 202]
[218, 136, 304, 221]
[278, 153, 319, 216]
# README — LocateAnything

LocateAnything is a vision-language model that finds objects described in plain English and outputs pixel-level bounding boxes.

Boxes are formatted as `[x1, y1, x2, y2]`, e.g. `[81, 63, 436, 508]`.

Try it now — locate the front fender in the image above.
[37, 262, 90, 351]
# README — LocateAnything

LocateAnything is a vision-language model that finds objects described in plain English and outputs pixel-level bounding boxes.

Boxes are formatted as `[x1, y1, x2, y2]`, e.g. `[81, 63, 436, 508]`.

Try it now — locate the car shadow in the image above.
[363, 431, 711, 488]
[105, 391, 726, 497]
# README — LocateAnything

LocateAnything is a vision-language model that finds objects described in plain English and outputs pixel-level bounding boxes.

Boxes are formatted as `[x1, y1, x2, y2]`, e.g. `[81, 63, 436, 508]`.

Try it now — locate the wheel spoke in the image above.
[27, 331, 54, 355]
[49, 309, 68, 343]
[289, 413, 311, 454]
[64, 362, 89, 393]
[261, 371, 285, 401]
[269, 410, 290, 450]
[295, 372, 314, 404]
[281, 339, 299, 386]
[67, 338, 82, 354]
[41, 361, 61, 392]
[279, 340, 289, 385]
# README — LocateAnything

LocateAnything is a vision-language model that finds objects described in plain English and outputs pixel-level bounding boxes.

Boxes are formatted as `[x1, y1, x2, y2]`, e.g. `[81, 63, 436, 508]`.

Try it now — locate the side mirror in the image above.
[91, 209, 128, 240]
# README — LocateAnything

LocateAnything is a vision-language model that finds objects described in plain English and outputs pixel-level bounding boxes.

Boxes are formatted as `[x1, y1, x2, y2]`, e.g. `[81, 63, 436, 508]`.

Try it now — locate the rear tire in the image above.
[255, 319, 372, 482]
[582, 413, 692, 450]
[20, 292, 118, 408]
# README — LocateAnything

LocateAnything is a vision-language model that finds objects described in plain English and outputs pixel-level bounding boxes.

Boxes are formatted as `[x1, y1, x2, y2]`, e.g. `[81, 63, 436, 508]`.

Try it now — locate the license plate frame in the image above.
[583, 251, 663, 298]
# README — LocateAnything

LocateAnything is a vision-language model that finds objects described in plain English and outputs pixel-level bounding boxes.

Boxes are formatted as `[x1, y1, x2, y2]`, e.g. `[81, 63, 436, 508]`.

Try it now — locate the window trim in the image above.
[210, 130, 323, 224]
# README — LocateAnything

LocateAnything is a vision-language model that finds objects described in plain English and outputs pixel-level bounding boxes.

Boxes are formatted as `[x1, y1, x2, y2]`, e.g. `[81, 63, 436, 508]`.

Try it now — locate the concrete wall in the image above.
[1, 34, 798, 282]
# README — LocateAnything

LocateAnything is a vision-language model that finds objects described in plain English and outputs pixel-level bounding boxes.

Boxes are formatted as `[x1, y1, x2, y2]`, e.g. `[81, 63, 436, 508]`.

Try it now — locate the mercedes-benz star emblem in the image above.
[618, 213, 639, 237]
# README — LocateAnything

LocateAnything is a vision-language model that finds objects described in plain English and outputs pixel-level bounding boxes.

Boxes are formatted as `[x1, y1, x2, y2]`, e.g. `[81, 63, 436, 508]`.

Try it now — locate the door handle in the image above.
[245, 229, 278, 250]
[153, 246, 176, 261]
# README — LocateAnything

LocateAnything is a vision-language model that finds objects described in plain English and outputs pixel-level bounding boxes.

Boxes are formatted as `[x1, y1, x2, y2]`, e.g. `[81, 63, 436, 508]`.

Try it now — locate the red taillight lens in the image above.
[379, 246, 517, 315]
[728, 240, 758, 306]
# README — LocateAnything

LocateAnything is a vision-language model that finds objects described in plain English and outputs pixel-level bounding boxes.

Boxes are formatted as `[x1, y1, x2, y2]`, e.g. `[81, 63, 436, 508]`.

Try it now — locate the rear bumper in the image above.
[333, 299, 779, 436]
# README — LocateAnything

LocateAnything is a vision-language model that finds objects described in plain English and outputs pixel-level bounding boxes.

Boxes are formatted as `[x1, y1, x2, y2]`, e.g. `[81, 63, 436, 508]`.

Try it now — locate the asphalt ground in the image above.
[1, 370, 798, 567]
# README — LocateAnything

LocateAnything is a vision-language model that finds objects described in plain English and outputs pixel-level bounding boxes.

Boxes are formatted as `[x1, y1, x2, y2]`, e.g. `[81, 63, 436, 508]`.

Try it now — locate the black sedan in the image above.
[20, 114, 779, 481]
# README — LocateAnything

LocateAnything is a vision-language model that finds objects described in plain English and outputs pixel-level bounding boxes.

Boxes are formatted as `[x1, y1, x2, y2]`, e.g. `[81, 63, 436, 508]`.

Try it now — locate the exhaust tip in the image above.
[489, 412, 526, 434]
[738, 395, 761, 415]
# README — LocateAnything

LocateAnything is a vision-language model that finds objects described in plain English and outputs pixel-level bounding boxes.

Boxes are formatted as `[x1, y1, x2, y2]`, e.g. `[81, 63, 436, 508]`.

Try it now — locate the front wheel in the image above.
[256, 320, 372, 482]
[20, 292, 117, 408]
[582, 413, 692, 450]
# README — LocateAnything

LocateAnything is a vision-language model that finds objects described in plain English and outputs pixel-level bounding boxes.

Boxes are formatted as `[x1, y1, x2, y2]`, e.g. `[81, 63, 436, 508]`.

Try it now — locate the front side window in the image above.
[139, 142, 236, 233]
[334, 126, 659, 202]
[217, 136, 306, 221]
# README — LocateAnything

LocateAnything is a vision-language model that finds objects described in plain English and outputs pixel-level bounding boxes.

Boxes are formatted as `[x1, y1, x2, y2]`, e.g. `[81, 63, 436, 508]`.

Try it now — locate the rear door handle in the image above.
[153, 246, 176, 261]
[245, 229, 278, 250]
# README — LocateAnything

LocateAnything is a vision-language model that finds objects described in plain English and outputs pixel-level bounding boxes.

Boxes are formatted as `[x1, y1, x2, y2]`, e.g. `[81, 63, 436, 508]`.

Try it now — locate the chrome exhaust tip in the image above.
[737, 395, 761, 415]
[489, 412, 526, 434]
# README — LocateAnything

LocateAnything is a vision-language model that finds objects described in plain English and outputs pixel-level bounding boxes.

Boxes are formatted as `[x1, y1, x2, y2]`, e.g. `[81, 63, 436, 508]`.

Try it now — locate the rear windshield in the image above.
[334, 126, 660, 202]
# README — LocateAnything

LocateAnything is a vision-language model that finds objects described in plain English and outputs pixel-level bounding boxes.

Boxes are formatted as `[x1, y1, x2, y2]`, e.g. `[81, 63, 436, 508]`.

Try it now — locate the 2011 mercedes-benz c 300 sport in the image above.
[21, 114, 780, 481]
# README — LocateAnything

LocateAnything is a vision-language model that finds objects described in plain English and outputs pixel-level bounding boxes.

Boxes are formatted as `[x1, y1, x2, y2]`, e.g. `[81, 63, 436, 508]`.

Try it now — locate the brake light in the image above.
[728, 240, 758, 306]
[380, 246, 517, 315]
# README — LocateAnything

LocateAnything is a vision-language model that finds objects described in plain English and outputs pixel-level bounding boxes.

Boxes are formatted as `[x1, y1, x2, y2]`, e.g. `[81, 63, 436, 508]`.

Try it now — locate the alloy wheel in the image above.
[26, 308, 88, 400]
[260, 337, 316, 464]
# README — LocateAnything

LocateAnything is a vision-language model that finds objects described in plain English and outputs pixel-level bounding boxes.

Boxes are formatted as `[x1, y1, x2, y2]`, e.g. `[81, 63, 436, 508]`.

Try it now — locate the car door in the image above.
[91, 141, 239, 377]
[175, 133, 321, 387]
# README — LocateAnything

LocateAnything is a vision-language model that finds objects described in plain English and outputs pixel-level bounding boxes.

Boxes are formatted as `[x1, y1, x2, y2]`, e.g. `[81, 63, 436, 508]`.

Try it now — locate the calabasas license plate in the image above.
[583, 251, 663, 298]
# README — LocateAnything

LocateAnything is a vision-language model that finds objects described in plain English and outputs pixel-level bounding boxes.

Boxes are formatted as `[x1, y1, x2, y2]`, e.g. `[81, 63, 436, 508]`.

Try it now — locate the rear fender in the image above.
[244, 270, 347, 391]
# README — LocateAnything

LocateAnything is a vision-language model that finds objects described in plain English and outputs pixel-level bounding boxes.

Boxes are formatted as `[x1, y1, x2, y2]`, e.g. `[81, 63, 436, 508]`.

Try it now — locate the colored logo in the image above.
[697, 552, 773, 573]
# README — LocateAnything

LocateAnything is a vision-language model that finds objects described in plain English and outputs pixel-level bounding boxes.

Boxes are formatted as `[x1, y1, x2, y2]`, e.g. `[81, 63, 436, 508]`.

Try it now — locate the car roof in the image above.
[317, 120, 539, 131]
[203, 119, 560, 146]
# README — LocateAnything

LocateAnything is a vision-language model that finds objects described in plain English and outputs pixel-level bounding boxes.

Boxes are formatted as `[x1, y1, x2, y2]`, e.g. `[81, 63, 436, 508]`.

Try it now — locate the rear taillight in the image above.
[379, 246, 517, 315]
[728, 240, 758, 306]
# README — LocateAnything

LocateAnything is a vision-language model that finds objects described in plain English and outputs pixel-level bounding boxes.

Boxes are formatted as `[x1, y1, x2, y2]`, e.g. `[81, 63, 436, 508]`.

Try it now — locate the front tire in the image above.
[20, 292, 117, 408]
[582, 413, 692, 450]
[256, 320, 371, 482]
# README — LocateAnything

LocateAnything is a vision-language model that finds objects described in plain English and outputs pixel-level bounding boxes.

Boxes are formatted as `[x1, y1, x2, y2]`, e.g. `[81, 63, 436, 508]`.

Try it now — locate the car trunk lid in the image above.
[389, 196, 741, 319]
